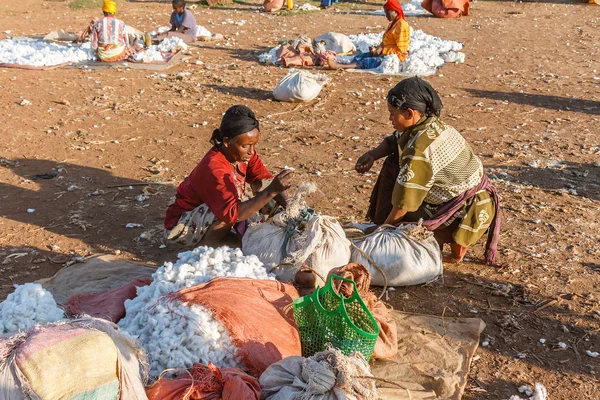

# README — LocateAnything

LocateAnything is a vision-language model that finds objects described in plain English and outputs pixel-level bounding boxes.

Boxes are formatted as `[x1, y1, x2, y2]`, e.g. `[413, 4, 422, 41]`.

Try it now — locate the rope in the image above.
[349, 240, 389, 300]
[281, 207, 316, 259]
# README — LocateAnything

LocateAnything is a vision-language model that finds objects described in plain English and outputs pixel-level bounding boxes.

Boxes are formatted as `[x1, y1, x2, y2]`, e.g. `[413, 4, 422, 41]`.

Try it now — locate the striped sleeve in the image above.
[391, 146, 433, 212]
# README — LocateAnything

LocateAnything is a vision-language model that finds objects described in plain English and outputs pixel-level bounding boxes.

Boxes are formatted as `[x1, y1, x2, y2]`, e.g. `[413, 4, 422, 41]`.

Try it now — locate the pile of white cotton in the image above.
[0, 283, 65, 335]
[157, 36, 187, 52]
[118, 246, 272, 377]
[348, 28, 465, 75]
[258, 28, 464, 76]
[133, 37, 187, 63]
[196, 25, 212, 38]
[0, 39, 95, 67]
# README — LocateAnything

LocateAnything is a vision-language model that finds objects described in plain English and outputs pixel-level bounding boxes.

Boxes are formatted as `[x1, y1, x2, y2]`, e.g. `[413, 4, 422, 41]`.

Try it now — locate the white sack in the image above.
[242, 214, 351, 286]
[273, 69, 328, 103]
[314, 32, 356, 54]
[350, 224, 442, 287]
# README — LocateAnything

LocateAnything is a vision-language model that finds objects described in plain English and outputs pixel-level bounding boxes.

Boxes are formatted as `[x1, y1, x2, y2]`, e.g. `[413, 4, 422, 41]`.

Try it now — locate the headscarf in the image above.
[102, 0, 117, 14]
[210, 105, 260, 145]
[383, 0, 406, 20]
[387, 76, 443, 117]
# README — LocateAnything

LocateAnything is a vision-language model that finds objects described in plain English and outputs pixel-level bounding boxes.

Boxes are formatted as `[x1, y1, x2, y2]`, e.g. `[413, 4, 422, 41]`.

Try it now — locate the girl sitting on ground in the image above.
[155, 0, 198, 44]
[356, 77, 501, 264]
[164, 105, 292, 248]
[328, 0, 410, 70]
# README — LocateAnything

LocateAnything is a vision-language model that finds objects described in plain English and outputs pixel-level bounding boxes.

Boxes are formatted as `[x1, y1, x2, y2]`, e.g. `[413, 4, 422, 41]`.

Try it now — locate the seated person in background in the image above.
[356, 77, 501, 264]
[328, 0, 410, 70]
[155, 0, 198, 44]
[91, 0, 135, 62]
[164, 105, 292, 248]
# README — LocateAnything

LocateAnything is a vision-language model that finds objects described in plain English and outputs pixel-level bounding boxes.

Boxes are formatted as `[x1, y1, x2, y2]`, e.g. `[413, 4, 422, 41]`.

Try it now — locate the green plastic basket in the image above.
[293, 274, 380, 361]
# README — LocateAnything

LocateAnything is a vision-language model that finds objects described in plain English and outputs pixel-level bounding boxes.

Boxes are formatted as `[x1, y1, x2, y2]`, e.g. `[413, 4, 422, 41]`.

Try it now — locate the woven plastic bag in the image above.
[350, 224, 443, 287]
[0, 317, 148, 400]
[293, 274, 380, 361]
[273, 69, 328, 102]
[242, 213, 351, 286]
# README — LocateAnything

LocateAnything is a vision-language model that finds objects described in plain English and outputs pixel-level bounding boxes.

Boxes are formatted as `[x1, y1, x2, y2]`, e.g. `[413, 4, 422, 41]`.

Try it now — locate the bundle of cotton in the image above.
[196, 25, 212, 38]
[132, 47, 165, 63]
[0, 39, 95, 67]
[118, 246, 272, 377]
[158, 36, 188, 52]
[0, 283, 65, 334]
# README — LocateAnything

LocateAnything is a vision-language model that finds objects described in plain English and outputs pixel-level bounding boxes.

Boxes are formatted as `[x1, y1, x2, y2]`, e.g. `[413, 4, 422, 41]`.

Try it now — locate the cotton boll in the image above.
[0, 283, 64, 334]
[118, 246, 273, 377]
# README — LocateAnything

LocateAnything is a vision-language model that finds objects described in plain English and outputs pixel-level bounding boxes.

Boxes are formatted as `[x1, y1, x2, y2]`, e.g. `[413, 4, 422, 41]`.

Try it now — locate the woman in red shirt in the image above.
[164, 105, 292, 247]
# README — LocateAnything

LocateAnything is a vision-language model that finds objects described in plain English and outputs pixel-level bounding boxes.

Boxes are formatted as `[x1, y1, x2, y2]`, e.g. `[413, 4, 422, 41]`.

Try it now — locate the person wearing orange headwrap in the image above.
[91, 0, 135, 62]
[328, 0, 410, 70]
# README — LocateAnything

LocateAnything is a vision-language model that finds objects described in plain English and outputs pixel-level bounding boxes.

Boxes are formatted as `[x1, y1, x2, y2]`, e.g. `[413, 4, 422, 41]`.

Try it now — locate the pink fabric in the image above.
[421, 0, 470, 18]
[263, 0, 285, 12]
[65, 279, 152, 322]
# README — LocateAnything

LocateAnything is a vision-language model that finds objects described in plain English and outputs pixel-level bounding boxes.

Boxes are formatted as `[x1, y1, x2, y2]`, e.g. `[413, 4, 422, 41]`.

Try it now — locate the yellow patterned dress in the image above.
[385, 116, 495, 247]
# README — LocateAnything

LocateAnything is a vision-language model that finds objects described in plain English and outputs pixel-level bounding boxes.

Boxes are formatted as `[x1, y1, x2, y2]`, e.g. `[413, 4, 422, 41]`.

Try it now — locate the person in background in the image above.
[155, 0, 198, 43]
[164, 105, 292, 248]
[328, 0, 410, 70]
[356, 77, 501, 264]
[320, 0, 339, 9]
[91, 0, 135, 62]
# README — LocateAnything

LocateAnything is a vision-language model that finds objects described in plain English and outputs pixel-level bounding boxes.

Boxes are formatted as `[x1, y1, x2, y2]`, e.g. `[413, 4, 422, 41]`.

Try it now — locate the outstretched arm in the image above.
[355, 138, 395, 173]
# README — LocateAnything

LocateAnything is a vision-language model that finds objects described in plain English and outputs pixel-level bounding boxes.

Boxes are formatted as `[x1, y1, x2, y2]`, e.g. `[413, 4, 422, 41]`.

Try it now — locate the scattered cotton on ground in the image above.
[509, 383, 548, 400]
[118, 246, 272, 377]
[0, 283, 64, 334]
[258, 28, 464, 76]
[0, 39, 95, 67]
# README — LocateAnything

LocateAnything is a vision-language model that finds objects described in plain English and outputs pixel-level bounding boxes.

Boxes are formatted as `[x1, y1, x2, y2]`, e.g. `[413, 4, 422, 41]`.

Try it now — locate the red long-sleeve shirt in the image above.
[164, 147, 273, 230]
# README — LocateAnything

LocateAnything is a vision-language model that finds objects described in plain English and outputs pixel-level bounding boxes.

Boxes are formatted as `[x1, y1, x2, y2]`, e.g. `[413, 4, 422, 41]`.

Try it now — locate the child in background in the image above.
[155, 0, 198, 43]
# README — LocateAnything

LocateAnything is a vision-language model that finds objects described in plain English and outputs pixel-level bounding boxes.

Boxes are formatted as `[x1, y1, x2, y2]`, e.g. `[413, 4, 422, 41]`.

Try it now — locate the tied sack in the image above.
[242, 213, 351, 286]
[313, 32, 356, 54]
[350, 224, 443, 287]
[0, 317, 148, 400]
[273, 69, 328, 103]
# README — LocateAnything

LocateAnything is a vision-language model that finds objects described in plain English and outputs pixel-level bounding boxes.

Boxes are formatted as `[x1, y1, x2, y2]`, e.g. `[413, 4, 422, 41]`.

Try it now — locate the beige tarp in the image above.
[373, 312, 485, 400]
[36, 255, 156, 305]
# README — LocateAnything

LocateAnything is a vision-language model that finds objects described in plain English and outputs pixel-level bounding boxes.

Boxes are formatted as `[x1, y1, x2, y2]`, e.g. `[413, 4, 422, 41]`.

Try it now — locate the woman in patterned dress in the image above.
[356, 77, 501, 264]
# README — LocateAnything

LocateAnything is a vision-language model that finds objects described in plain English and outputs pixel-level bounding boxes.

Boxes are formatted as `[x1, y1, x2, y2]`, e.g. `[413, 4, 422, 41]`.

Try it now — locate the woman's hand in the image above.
[267, 169, 294, 194]
[355, 151, 375, 174]
[370, 46, 384, 57]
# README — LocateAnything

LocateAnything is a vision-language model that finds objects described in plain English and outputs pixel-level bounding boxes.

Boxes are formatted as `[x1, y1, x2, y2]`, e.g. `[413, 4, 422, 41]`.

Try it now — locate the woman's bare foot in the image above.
[327, 56, 342, 69]
[443, 254, 463, 264]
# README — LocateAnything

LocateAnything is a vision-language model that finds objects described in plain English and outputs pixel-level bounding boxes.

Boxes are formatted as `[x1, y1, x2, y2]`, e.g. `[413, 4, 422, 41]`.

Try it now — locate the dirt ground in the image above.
[0, 0, 599, 398]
